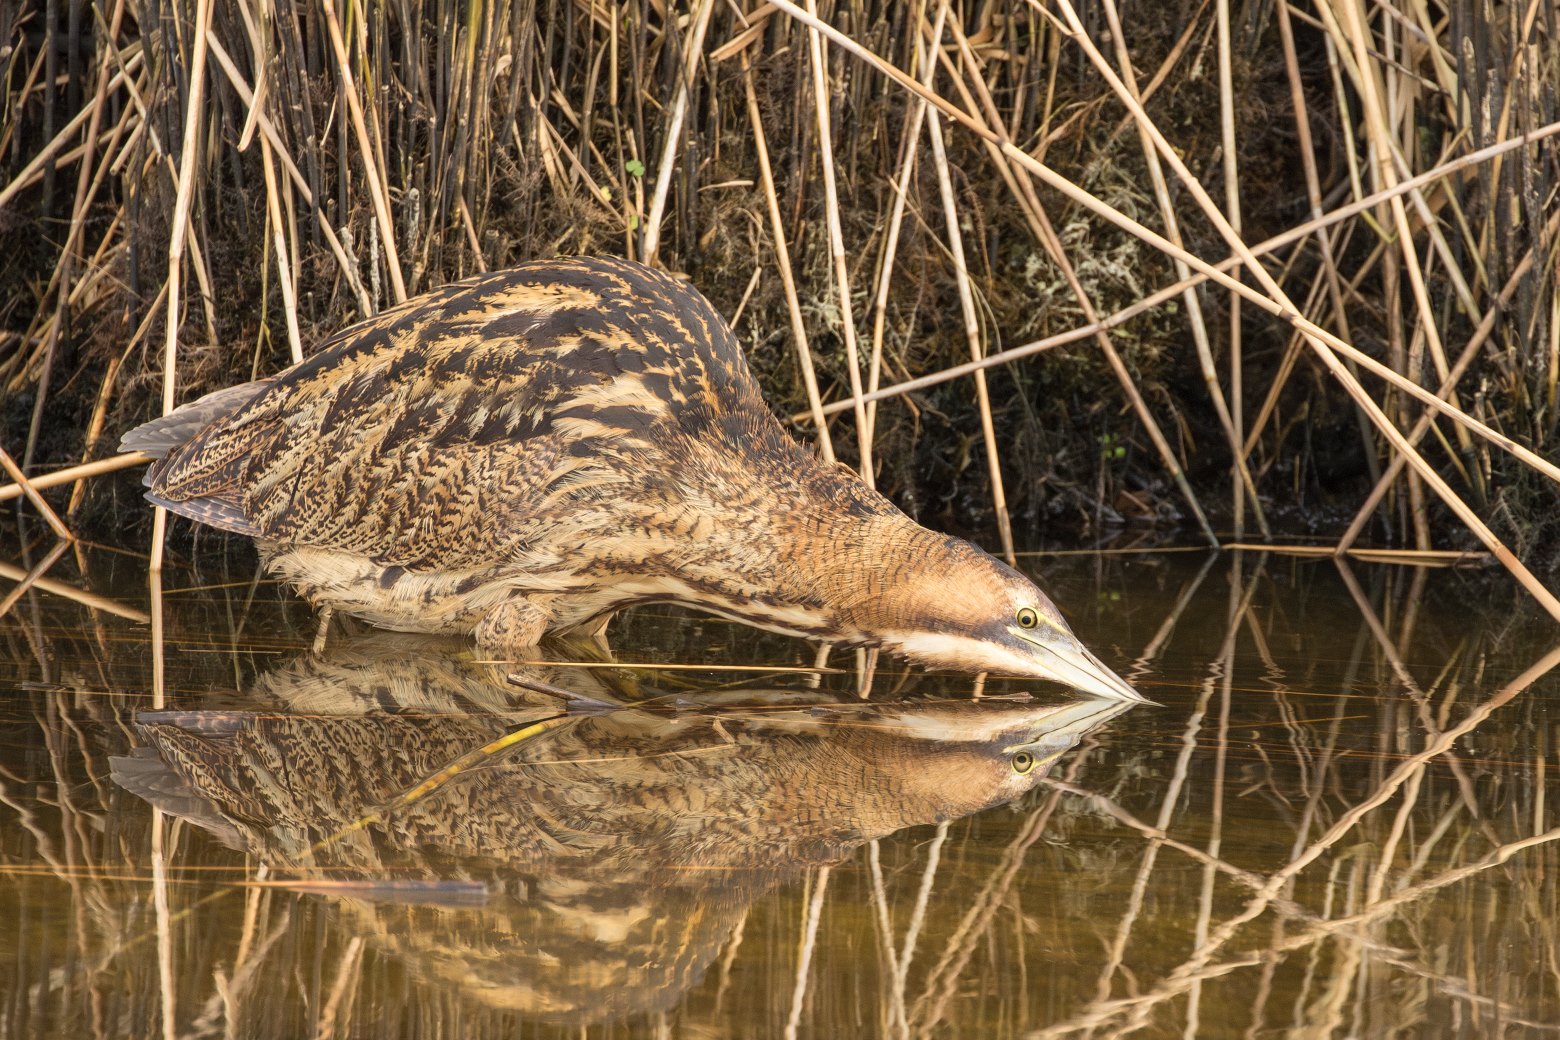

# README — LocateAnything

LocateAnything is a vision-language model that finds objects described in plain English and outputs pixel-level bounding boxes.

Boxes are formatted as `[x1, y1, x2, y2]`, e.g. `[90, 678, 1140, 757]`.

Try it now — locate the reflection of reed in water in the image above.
[111, 636, 1128, 1024]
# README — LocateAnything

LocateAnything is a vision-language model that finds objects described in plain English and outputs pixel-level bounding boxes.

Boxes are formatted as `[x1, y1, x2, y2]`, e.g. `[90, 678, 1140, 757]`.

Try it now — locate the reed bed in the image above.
[2, 1, 1557, 599]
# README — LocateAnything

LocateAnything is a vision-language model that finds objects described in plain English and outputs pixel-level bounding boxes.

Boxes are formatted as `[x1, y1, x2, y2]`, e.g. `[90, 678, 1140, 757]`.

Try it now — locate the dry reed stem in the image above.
[1334, 559, 1507, 845]
[0, 443, 73, 540]
[741, 53, 836, 465]
[864, 841, 906, 1034]
[203, 35, 373, 314]
[790, 109, 1552, 422]
[924, 15, 1216, 545]
[22, 0, 128, 468]
[259, 137, 303, 365]
[319, 0, 405, 304]
[0, 51, 145, 209]
[313, 936, 364, 1040]
[1215, 0, 1243, 538]
[926, 103, 1014, 562]
[1272, 0, 1381, 490]
[68, 352, 128, 516]
[1328, 0, 1477, 481]
[150, 0, 215, 580]
[5, 0, 1555, 583]
[1032, 0, 1559, 619]
[805, 0, 873, 487]
[1338, 213, 1556, 551]
[1219, 543, 1488, 566]
[1111, 643, 1560, 1033]
[1087, 561, 1261, 1010]
[1098, 0, 1270, 538]
[0, 540, 71, 620]
[641, 0, 716, 264]
[801, 5, 1555, 585]
[1031, 632, 1560, 1037]
[863, 3, 944, 456]
[784, 865, 831, 1040]
[912, 744, 1097, 1031]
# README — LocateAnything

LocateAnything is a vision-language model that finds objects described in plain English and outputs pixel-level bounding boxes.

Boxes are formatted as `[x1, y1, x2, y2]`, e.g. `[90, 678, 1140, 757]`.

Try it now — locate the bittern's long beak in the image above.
[1009, 627, 1145, 703]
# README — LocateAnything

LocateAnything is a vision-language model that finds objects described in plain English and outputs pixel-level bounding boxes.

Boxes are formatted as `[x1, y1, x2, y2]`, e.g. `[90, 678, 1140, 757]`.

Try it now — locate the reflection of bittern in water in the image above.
[121, 256, 1138, 701]
[111, 638, 1129, 1024]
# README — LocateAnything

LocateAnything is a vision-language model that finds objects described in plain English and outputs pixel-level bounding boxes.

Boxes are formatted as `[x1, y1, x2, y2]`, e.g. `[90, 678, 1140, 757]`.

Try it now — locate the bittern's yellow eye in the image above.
[1011, 750, 1037, 774]
[1015, 607, 1040, 629]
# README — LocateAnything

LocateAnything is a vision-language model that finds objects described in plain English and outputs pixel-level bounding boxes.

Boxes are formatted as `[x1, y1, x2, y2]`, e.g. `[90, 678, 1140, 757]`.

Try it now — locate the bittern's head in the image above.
[853, 531, 1143, 702]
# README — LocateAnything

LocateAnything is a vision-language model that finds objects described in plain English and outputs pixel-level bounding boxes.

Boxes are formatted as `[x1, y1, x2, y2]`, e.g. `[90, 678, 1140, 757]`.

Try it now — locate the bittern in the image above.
[123, 256, 1138, 701]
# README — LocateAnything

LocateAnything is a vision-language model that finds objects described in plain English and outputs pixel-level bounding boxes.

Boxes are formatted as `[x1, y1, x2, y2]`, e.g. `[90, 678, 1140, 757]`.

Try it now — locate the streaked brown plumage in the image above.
[123, 256, 1137, 700]
[111, 636, 1128, 1022]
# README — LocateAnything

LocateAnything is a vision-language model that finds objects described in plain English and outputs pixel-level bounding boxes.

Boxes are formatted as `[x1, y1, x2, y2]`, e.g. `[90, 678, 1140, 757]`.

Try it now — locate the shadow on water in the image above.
[4, 528, 1560, 1037]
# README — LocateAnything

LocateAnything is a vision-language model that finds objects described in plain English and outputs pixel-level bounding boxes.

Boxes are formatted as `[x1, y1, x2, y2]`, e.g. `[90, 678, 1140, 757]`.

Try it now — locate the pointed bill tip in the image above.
[1043, 642, 1149, 704]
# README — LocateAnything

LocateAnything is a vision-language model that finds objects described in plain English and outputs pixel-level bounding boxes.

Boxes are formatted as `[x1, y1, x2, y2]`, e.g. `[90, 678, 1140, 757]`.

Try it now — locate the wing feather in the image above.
[138, 257, 757, 566]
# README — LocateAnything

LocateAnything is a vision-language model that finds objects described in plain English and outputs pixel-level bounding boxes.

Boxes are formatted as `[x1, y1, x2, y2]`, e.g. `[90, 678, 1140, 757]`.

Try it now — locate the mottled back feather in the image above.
[128, 256, 819, 567]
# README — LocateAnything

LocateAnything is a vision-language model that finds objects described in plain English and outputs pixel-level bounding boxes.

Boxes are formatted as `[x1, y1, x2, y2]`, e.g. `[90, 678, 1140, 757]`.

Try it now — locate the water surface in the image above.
[2, 528, 1558, 1038]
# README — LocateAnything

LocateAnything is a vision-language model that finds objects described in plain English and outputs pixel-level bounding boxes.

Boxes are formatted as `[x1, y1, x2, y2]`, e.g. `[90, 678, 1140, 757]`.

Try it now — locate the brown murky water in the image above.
[3, 526, 1559, 1038]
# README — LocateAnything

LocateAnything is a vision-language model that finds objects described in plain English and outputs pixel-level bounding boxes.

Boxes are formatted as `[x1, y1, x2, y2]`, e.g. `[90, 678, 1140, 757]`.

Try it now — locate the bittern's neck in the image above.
[786, 509, 969, 636]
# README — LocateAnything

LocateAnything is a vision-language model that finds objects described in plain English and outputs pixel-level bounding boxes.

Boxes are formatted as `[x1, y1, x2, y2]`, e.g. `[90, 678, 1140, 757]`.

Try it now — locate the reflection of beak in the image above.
[1000, 696, 1134, 755]
[1008, 627, 1145, 703]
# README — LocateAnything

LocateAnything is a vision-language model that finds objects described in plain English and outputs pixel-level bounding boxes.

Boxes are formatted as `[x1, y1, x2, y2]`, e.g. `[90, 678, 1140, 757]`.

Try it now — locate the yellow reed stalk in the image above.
[319, 0, 407, 303]
[806, 0, 874, 486]
[742, 52, 837, 465]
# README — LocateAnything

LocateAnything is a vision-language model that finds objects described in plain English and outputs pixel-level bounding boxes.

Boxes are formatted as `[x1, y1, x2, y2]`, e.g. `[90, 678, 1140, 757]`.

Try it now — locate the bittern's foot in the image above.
[473, 600, 550, 656]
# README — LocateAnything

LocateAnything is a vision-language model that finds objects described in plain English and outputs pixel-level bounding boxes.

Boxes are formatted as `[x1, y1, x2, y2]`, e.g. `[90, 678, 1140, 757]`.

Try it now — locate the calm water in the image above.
[3, 526, 1559, 1039]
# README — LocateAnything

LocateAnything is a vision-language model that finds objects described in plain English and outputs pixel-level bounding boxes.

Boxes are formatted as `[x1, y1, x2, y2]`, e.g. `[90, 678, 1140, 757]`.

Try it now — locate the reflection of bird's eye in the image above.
[1011, 751, 1036, 774]
[1015, 607, 1039, 629]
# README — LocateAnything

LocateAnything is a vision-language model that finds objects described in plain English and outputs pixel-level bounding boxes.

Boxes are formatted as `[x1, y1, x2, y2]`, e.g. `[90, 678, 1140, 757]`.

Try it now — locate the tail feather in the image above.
[120, 379, 273, 535]
[119, 380, 272, 459]
[109, 746, 250, 852]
